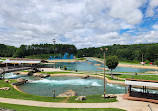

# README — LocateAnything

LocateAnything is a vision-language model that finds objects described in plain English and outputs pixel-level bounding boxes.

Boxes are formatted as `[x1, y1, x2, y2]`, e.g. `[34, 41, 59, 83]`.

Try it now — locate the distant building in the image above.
[2, 59, 41, 67]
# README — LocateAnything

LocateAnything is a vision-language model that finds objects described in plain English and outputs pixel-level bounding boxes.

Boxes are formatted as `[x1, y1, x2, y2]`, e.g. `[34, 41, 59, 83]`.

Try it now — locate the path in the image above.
[0, 94, 158, 111]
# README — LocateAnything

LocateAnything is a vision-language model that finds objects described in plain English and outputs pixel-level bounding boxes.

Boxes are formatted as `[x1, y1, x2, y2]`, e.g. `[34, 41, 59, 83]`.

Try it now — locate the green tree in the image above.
[106, 56, 119, 78]
[156, 61, 158, 67]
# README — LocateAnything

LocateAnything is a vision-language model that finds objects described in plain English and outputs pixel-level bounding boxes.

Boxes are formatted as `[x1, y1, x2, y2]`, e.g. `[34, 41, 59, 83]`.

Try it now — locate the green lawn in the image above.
[114, 74, 158, 81]
[0, 80, 117, 103]
[67, 95, 117, 103]
[40, 71, 72, 74]
[0, 80, 66, 102]
[0, 102, 125, 111]
[104, 75, 124, 81]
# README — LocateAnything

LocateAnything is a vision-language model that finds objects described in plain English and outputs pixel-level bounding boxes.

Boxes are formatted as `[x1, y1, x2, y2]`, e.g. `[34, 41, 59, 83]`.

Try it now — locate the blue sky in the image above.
[0, 0, 158, 49]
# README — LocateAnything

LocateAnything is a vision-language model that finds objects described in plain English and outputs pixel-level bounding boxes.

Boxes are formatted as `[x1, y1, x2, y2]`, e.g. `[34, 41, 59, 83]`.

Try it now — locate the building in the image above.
[125, 78, 158, 103]
[2, 59, 41, 67]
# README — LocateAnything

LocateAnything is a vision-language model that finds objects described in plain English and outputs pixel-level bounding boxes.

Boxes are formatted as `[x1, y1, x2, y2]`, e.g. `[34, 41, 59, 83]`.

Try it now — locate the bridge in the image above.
[0, 67, 33, 79]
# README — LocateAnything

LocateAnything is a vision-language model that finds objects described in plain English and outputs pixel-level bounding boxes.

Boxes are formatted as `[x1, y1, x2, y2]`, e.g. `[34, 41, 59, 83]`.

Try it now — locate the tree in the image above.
[156, 61, 158, 67]
[106, 56, 119, 78]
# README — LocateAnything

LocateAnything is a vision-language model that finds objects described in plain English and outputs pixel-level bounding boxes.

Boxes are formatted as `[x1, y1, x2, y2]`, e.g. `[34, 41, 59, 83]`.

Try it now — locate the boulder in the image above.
[0, 87, 10, 90]
[102, 94, 117, 98]
[12, 78, 27, 85]
[13, 72, 20, 75]
[33, 73, 50, 78]
[33, 68, 41, 72]
[17, 78, 25, 83]
[4, 79, 10, 83]
[0, 108, 16, 111]
[33, 73, 41, 77]
[75, 96, 86, 101]
[28, 71, 34, 76]
[57, 90, 77, 97]
[82, 75, 89, 79]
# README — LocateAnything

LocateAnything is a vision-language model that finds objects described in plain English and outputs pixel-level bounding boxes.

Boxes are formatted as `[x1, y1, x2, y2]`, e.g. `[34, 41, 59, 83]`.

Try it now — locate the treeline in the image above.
[77, 43, 158, 63]
[0, 44, 17, 57]
[0, 44, 77, 58]
[1, 43, 158, 62]
[13, 44, 77, 58]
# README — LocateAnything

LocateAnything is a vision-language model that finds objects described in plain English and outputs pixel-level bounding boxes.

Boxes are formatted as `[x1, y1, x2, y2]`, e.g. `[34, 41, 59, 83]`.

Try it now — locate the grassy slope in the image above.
[40, 71, 72, 74]
[0, 80, 66, 102]
[0, 80, 117, 103]
[67, 95, 117, 103]
[114, 74, 158, 81]
[0, 102, 125, 111]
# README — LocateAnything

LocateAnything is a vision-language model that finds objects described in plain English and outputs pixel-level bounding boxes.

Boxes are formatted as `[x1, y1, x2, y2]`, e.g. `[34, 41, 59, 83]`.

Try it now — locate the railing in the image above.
[130, 91, 158, 100]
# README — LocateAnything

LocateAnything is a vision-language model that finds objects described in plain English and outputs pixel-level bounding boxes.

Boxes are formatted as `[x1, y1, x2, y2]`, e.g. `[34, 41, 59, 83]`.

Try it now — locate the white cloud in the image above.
[152, 24, 158, 30]
[146, 0, 158, 17]
[108, 0, 144, 24]
[134, 31, 158, 44]
[0, 0, 157, 49]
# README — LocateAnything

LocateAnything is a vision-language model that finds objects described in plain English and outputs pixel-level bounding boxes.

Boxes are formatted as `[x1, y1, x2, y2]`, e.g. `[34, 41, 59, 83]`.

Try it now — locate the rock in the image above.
[94, 64, 101, 66]
[0, 108, 16, 111]
[4, 79, 10, 83]
[113, 77, 118, 80]
[0, 87, 10, 90]
[33, 68, 41, 73]
[33, 73, 50, 78]
[28, 71, 34, 76]
[82, 75, 89, 79]
[98, 67, 109, 71]
[57, 90, 77, 97]
[12, 78, 27, 85]
[75, 96, 86, 101]
[102, 94, 117, 98]
[13, 72, 20, 75]
[33, 73, 41, 77]
[17, 78, 25, 83]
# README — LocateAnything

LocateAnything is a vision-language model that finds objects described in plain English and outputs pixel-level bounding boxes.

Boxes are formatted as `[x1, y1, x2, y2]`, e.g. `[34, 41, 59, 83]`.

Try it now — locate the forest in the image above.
[0, 43, 158, 63]
[0, 44, 17, 57]
[77, 43, 158, 63]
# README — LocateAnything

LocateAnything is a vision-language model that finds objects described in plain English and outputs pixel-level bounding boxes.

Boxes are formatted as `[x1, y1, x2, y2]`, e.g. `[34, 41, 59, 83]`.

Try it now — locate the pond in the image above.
[46, 58, 157, 73]
[17, 76, 126, 97]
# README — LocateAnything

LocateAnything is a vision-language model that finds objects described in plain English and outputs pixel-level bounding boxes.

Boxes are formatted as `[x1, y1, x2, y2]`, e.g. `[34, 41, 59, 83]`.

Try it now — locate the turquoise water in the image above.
[18, 76, 126, 97]
[49, 58, 157, 73]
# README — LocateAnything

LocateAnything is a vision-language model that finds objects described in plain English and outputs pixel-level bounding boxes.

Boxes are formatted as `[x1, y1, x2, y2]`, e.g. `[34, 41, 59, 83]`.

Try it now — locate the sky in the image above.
[0, 0, 158, 49]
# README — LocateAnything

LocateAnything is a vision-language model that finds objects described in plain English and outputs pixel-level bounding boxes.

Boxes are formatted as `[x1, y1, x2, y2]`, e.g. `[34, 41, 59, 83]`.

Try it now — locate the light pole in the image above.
[53, 39, 56, 68]
[100, 47, 108, 99]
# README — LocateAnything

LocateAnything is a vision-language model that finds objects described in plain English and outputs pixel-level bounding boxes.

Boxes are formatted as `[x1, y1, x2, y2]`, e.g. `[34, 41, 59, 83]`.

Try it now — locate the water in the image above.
[18, 76, 126, 97]
[4, 73, 26, 79]
[48, 58, 157, 73]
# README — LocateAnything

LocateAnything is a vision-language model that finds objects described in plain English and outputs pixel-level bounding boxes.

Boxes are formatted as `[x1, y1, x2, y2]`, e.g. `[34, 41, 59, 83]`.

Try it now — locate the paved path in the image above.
[0, 94, 158, 111]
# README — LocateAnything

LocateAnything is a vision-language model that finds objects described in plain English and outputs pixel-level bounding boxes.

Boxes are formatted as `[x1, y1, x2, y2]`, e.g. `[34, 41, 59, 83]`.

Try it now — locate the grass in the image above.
[0, 80, 118, 103]
[0, 80, 66, 102]
[105, 76, 124, 81]
[114, 74, 158, 81]
[0, 103, 125, 111]
[40, 71, 72, 74]
[67, 95, 117, 103]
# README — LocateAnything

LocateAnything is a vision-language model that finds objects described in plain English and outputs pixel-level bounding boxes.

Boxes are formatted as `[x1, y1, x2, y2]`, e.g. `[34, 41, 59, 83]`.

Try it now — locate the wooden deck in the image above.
[123, 93, 158, 104]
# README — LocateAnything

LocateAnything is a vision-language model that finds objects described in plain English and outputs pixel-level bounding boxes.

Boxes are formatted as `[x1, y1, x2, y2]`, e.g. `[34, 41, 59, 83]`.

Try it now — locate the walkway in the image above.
[0, 94, 158, 111]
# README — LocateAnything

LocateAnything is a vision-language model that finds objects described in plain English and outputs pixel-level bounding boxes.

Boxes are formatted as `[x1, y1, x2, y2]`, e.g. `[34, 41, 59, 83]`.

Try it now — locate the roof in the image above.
[125, 78, 158, 88]
[2, 59, 41, 64]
